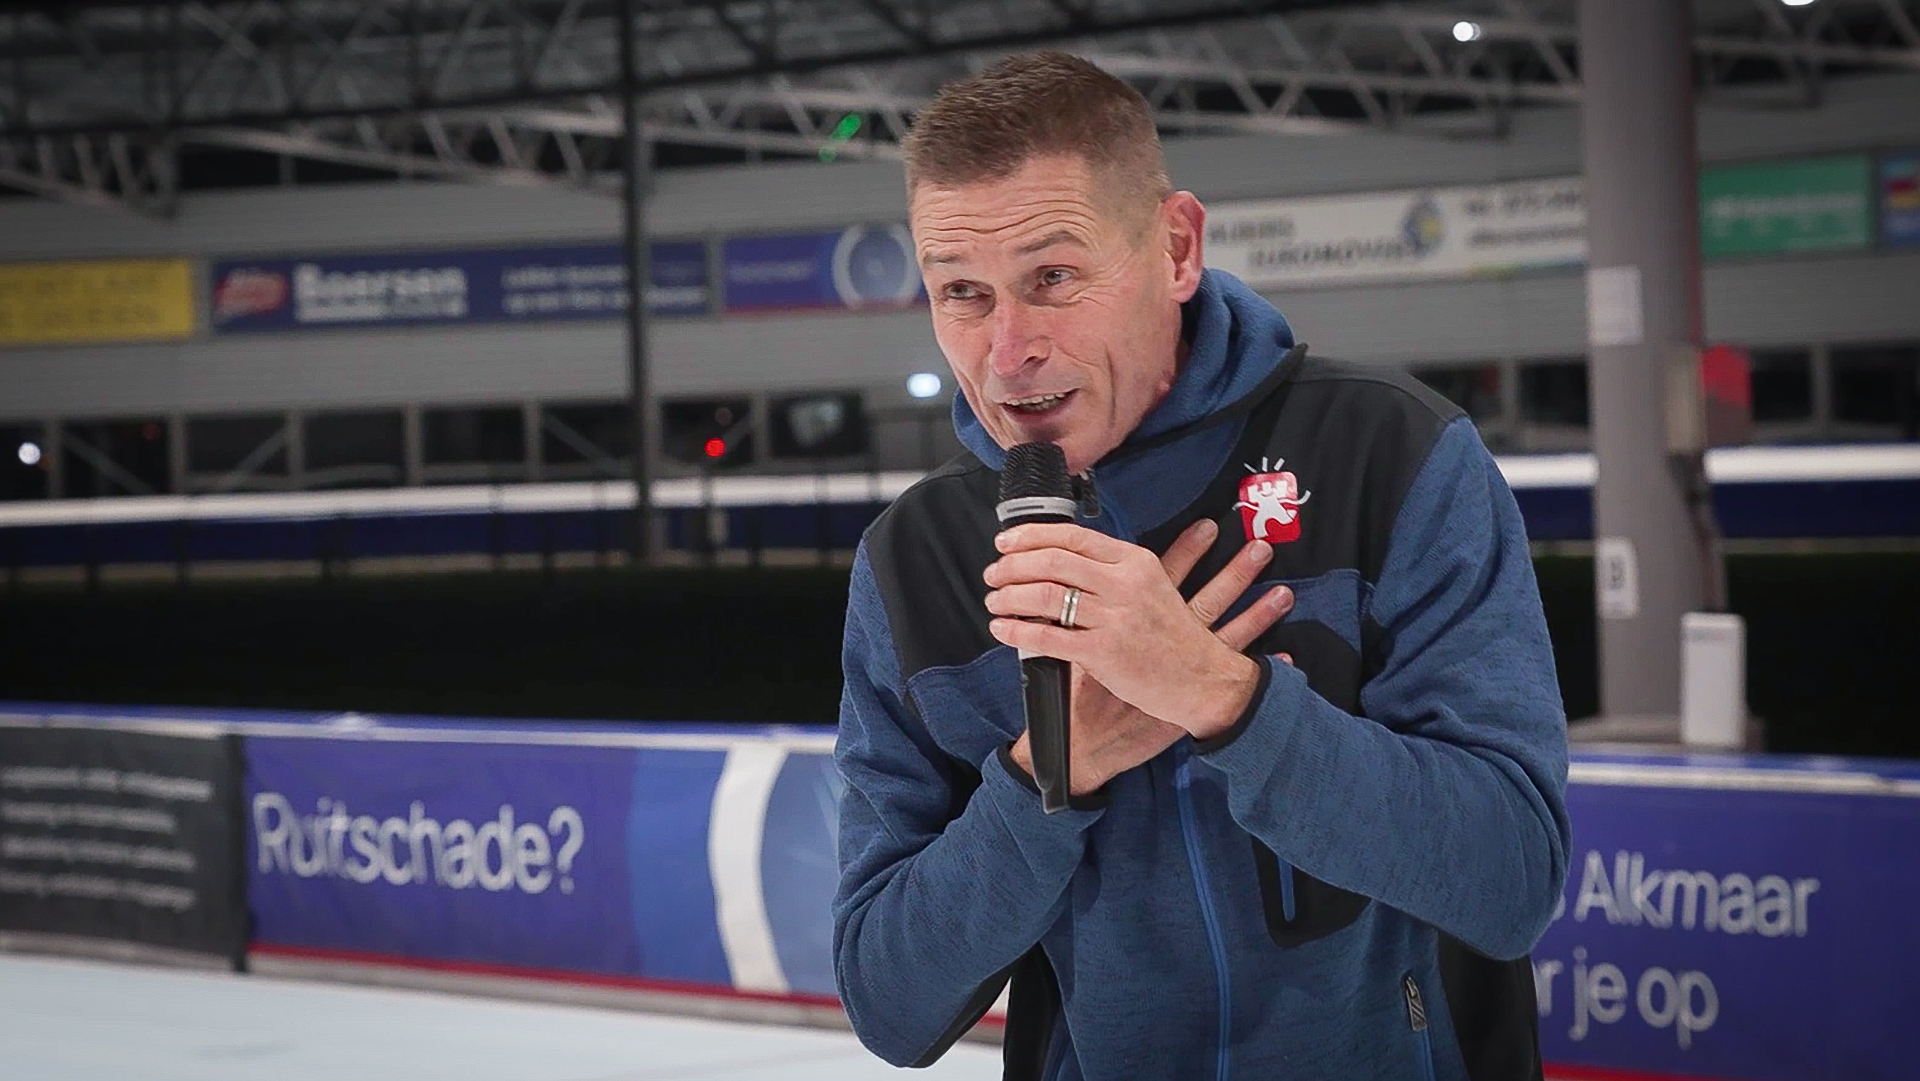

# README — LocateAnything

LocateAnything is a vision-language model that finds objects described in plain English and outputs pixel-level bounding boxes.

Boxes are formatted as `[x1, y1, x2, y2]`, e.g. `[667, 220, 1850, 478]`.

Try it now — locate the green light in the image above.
[831, 113, 863, 140]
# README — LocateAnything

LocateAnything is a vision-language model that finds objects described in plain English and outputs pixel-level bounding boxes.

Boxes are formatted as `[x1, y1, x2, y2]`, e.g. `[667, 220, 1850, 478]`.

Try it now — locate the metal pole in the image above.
[619, 0, 653, 564]
[1577, 0, 1718, 731]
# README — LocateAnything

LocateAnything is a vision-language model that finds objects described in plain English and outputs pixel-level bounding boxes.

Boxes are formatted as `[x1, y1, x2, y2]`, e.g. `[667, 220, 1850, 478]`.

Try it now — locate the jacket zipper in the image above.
[1404, 973, 1437, 1081]
[1174, 748, 1232, 1081]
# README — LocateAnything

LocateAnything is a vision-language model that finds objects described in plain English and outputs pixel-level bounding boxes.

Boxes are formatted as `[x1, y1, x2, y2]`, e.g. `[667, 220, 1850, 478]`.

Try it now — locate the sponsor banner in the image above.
[246, 736, 649, 976]
[1535, 768, 1919, 1081]
[243, 733, 842, 995]
[0, 259, 196, 348]
[1204, 177, 1585, 288]
[210, 240, 709, 332]
[0, 725, 245, 963]
[1699, 155, 1874, 258]
[722, 224, 924, 313]
[1879, 149, 1920, 249]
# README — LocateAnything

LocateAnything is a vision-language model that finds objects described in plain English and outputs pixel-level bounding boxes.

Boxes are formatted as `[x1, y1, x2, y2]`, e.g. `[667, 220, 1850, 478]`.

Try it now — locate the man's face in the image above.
[911, 155, 1204, 474]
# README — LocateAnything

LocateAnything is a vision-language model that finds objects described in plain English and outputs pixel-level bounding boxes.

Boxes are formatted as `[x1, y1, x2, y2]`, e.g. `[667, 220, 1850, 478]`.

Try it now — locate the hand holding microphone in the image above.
[990, 442, 1297, 812]
[995, 443, 1080, 813]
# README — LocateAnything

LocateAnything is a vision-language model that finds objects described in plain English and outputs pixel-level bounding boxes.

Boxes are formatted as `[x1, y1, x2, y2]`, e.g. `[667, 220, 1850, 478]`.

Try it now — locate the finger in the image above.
[985, 582, 1090, 626]
[1215, 584, 1294, 652]
[1276, 652, 1294, 666]
[1158, 519, 1218, 588]
[994, 523, 1131, 564]
[1188, 540, 1272, 627]
[988, 617, 1085, 662]
[984, 547, 1107, 590]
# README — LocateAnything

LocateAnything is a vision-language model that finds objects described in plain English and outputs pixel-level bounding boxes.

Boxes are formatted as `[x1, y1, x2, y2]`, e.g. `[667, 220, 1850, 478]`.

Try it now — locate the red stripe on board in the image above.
[247, 942, 844, 1010]
[260, 946, 1754, 1066]
[1544, 1065, 1736, 1081]
[248, 941, 1011, 1029]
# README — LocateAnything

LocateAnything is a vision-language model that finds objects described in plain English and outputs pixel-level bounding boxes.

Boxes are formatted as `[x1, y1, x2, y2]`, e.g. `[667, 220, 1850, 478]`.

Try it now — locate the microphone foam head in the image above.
[998, 442, 1072, 502]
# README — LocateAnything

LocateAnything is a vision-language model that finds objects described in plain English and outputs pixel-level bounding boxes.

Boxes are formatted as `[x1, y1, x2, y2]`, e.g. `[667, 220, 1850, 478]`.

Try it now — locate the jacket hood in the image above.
[952, 269, 1296, 472]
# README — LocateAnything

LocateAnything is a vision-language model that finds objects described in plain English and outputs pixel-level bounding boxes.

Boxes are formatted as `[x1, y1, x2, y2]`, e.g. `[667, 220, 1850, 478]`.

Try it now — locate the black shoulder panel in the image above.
[1139, 355, 1465, 588]
[861, 453, 1004, 678]
[1287, 357, 1463, 582]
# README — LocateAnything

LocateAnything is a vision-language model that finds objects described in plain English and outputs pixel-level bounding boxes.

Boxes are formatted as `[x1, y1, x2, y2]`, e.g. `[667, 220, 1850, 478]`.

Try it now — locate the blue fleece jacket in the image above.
[834, 270, 1570, 1080]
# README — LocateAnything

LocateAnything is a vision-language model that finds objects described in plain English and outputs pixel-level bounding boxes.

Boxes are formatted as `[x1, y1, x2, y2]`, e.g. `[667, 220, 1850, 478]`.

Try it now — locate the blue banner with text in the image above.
[721, 225, 923, 313]
[210, 240, 709, 332]
[1534, 763, 1919, 1081]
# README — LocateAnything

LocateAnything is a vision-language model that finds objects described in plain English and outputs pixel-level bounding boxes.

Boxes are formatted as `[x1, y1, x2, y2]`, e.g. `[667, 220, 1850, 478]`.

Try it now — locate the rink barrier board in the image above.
[2, 703, 1916, 1081]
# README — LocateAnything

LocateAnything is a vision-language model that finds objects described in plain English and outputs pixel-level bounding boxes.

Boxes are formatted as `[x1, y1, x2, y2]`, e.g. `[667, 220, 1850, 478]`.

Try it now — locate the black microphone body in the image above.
[996, 443, 1078, 814]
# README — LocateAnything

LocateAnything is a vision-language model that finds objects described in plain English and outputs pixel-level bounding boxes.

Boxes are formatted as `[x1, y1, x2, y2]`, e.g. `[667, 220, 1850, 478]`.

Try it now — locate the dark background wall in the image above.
[3, 553, 1914, 758]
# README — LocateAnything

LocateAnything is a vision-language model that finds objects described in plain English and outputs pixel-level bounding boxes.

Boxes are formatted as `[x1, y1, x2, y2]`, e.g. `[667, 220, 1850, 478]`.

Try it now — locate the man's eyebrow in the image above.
[919, 229, 1084, 266]
[1014, 230, 1084, 256]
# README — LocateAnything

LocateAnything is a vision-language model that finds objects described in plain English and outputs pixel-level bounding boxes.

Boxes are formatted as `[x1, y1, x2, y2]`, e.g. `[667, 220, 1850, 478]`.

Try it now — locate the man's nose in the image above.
[986, 298, 1047, 378]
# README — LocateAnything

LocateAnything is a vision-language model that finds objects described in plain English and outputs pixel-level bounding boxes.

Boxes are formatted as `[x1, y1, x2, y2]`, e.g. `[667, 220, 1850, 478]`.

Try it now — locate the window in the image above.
[1830, 343, 1919, 439]
[424, 406, 526, 466]
[770, 393, 870, 459]
[1748, 348, 1814, 424]
[1518, 360, 1590, 428]
[186, 414, 288, 492]
[60, 418, 172, 497]
[662, 397, 754, 468]
[304, 410, 404, 489]
[541, 402, 631, 479]
[0, 423, 49, 502]
[1412, 364, 1502, 423]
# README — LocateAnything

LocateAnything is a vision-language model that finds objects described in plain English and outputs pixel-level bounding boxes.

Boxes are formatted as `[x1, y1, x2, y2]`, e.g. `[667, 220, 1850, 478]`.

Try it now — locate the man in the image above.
[834, 51, 1569, 1081]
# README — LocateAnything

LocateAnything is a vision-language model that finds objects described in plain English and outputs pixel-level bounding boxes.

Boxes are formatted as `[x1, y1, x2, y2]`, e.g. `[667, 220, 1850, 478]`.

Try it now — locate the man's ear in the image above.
[1163, 191, 1206, 303]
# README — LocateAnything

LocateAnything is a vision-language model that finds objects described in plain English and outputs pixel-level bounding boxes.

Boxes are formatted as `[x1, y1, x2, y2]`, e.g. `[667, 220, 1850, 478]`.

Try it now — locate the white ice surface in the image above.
[0, 955, 1002, 1081]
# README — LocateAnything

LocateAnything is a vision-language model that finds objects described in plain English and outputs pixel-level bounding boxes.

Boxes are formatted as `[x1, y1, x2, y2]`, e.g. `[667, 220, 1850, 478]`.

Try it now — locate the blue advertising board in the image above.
[210, 240, 709, 332]
[20, 701, 1920, 1079]
[722, 224, 923, 313]
[243, 728, 842, 996]
[1534, 758, 1920, 1081]
[1880, 150, 1920, 249]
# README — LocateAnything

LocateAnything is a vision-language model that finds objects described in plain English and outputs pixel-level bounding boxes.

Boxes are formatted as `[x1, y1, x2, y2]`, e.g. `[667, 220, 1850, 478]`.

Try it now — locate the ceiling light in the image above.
[1452, 20, 1482, 42]
[907, 372, 944, 399]
[16, 442, 40, 467]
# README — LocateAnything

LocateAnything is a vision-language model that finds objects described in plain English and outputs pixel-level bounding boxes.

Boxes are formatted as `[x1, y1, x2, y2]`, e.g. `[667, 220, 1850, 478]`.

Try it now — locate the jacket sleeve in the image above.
[832, 544, 1104, 1066]
[1195, 417, 1571, 959]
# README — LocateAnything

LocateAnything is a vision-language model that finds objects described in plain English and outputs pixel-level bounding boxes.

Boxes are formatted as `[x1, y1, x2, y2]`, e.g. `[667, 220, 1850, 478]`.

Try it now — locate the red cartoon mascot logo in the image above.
[1236, 457, 1312, 544]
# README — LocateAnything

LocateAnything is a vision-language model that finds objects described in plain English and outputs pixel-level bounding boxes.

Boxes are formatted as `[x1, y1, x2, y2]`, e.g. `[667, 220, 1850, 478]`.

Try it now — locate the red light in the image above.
[703, 438, 726, 459]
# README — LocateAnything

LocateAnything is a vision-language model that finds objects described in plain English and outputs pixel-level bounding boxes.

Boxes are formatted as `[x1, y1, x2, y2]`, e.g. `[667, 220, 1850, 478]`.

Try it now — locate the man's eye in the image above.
[944, 283, 983, 301]
[1038, 268, 1072, 287]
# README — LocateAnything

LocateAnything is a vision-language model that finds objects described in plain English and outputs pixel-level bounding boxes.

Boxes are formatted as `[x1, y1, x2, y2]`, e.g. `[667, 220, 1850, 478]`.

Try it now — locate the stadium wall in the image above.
[0, 76, 1918, 420]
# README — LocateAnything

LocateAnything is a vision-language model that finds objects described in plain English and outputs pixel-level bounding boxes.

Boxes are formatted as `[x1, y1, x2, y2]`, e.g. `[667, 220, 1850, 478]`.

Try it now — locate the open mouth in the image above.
[1003, 390, 1074, 417]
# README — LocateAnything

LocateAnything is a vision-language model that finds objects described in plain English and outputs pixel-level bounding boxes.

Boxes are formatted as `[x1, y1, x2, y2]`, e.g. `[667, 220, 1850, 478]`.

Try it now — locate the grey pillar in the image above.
[285, 410, 306, 490]
[166, 413, 188, 495]
[1578, 0, 1717, 727]
[402, 404, 426, 487]
[618, 0, 654, 563]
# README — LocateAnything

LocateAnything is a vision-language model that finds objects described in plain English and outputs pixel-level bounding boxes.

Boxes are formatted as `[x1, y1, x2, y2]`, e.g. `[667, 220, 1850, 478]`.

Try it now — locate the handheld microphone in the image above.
[996, 442, 1076, 814]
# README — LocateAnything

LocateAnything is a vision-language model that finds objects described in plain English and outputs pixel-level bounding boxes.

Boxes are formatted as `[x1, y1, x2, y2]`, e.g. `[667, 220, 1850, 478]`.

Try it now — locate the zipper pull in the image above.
[1402, 975, 1428, 1032]
[1072, 469, 1101, 519]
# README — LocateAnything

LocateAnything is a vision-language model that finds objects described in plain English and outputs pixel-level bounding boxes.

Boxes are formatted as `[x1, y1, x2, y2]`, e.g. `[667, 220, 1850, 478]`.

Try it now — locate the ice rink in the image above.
[0, 955, 1003, 1081]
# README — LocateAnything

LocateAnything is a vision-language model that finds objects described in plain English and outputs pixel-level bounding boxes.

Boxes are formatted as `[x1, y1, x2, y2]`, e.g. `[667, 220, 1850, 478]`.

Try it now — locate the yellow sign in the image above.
[0, 258, 196, 347]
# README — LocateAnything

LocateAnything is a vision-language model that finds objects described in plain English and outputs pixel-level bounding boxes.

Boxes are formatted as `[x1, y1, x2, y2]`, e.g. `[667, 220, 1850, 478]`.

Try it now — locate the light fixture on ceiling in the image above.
[1453, 20, 1482, 43]
[907, 372, 944, 399]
